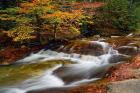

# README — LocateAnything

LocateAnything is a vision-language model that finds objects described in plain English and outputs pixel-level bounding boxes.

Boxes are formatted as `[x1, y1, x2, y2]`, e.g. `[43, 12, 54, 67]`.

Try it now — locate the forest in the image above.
[0, 0, 140, 47]
[0, 0, 140, 93]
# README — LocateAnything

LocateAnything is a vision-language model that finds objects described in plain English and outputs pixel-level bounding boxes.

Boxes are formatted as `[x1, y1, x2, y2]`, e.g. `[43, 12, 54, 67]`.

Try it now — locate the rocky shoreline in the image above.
[26, 54, 140, 93]
[26, 36, 140, 93]
[0, 36, 140, 93]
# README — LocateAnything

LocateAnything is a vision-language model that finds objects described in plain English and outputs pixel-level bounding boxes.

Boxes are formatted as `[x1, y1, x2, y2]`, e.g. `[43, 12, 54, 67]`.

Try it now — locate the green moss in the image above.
[0, 60, 72, 86]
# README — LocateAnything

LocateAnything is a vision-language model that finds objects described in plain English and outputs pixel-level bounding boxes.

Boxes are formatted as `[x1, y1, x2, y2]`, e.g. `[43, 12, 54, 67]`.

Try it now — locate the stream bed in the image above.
[0, 39, 138, 93]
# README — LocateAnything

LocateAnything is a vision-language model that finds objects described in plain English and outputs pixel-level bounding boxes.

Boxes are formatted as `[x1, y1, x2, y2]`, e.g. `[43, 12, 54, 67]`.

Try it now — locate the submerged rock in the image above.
[108, 54, 131, 63]
[53, 64, 112, 84]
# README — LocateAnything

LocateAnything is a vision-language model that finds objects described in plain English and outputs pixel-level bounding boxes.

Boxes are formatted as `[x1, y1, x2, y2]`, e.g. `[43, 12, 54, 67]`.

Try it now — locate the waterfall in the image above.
[0, 41, 130, 93]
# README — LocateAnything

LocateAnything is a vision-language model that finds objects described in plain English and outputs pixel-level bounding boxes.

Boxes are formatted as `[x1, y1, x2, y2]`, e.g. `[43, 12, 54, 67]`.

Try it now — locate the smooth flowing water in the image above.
[0, 40, 131, 93]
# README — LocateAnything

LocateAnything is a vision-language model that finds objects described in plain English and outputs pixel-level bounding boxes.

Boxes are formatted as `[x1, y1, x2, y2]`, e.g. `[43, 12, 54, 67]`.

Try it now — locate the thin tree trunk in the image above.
[53, 24, 57, 41]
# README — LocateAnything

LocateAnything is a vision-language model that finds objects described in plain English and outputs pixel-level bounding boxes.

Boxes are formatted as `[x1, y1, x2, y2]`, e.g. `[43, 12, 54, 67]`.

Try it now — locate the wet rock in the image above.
[58, 40, 107, 56]
[79, 43, 105, 56]
[108, 54, 130, 63]
[107, 79, 140, 93]
[117, 46, 138, 56]
[87, 41, 106, 56]
[53, 64, 112, 84]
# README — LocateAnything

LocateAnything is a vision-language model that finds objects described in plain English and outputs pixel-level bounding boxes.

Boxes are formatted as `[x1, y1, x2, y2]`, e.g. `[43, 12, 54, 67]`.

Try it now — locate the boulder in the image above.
[117, 46, 138, 56]
[108, 54, 130, 63]
[53, 64, 112, 84]
[107, 79, 140, 93]
[58, 40, 107, 56]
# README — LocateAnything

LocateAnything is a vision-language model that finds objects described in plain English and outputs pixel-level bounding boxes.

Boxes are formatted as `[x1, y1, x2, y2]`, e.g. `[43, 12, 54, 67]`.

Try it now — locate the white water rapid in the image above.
[0, 41, 130, 93]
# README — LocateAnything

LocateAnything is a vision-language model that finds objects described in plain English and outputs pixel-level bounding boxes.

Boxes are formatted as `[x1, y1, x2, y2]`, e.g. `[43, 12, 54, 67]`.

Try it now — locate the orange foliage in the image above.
[0, 47, 30, 64]
[73, 2, 105, 9]
[18, 2, 36, 14]
[129, 55, 140, 68]
[19, 2, 36, 8]
[42, 10, 82, 20]
[17, 8, 32, 14]
[106, 55, 140, 82]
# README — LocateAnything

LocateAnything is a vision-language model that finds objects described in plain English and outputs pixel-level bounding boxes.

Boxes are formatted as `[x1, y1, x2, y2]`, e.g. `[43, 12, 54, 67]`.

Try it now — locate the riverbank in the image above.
[0, 36, 140, 93]
[1, 36, 139, 65]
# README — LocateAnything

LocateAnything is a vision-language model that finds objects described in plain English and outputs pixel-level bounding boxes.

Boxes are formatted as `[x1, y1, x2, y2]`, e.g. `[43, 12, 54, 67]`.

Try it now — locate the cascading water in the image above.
[0, 41, 130, 93]
[19, 65, 64, 90]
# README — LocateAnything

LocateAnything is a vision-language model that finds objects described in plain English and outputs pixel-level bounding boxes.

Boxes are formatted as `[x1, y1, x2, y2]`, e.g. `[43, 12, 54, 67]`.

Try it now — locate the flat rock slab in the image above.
[107, 79, 140, 93]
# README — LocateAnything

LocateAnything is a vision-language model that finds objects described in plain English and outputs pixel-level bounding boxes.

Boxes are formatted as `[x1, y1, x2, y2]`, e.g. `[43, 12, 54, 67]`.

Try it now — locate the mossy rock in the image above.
[0, 60, 72, 87]
[106, 37, 140, 48]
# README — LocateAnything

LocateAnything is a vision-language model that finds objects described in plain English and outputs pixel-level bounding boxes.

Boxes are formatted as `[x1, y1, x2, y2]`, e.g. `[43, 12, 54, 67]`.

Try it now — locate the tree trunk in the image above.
[53, 24, 57, 41]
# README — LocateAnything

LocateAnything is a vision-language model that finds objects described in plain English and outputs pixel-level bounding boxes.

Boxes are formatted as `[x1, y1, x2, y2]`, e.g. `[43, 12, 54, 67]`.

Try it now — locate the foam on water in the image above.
[69, 78, 100, 85]
[92, 41, 109, 49]
[0, 88, 25, 93]
[0, 41, 122, 93]
[19, 65, 64, 91]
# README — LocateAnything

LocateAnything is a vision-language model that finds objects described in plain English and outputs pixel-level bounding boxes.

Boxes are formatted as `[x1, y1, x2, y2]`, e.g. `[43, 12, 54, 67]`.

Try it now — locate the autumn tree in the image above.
[0, 0, 90, 46]
[41, 10, 83, 40]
